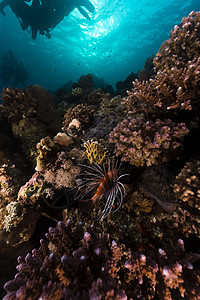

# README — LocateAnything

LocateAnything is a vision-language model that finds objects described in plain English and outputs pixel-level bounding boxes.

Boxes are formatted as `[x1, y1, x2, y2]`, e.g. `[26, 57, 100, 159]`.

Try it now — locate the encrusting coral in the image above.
[53, 132, 73, 147]
[18, 151, 81, 213]
[0, 162, 26, 233]
[0, 161, 25, 205]
[0, 160, 39, 245]
[109, 118, 189, 167]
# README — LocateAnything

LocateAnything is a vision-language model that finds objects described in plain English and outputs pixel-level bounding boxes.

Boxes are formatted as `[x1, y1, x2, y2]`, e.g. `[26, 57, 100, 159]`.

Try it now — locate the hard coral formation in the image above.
[140, 165, 176, 213]
[1, 10, 200, 300]
[12, 118, 46, 159]
[3, 221, 126, 300]
[109, 118, 189, 167]
[35, 136, 57, 171]
[3, 222, 200, 300]
[123, 239, 200, 300]
[18, 152, 81, 212]
[84, 96, 125, 145]
[53, 132, 73, 147]
[63, 103, 94, 132]
[0, 85, 61, 160]
[84, 139, 109, 165]
[123, 11, 200, 116]
[0, 162, 25, 205]
[17, 172, 45, 210]
[77, 73, 94, 91]
[174, 160, 200, 210]
[99, 95, 125, 119]
[0, 161, 39, 245]
[71, 74, 94, 102]
[2, 201, 25, 232]
[0, 87, 37, 122]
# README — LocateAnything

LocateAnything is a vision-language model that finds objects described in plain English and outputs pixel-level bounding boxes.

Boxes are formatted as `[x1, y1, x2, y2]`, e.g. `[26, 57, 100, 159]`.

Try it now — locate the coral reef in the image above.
[63, 103, 94, 132]
[0, 160, 39, 246]
[35, 136, 57, 171]
[77, 73, 94, 91]
[43, 152, 81, 190]
[123, 11, 200, 117]
[140, 165, 176, 212]
[3, 221, 126, 300]
[116, 72, 136, 96]
[72, 74, 94, 102]
[98, 95, 125, 119]
[18, 152, 81, 213]
[0, 85, 61, 160]
[0, 162, 25, 206]
[143, 54, 155, 76]
[3, 221, 200, 300]
[53, 132, 73, 147]
[84, 139, 109, 165]
[17, 171, 46, 210]
[109, 118, 189, 167]
[123, 239, 200, 299]
[1, 10, 200, 300]
[0, 87, 38, 122]
[174, 160, 200, 210]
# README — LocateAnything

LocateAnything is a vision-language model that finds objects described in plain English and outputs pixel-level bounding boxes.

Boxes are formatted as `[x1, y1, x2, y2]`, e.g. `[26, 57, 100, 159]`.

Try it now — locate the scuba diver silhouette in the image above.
[0, 0, 95, 39]
[0, 50, 29, 87]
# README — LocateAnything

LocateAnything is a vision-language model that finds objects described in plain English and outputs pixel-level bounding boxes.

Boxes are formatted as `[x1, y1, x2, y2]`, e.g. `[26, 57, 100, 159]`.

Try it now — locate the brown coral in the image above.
[63, 103, 94, 131]
[0, 87, 38, 123]
[123, 11, 200, 117]
[35, 136, 57, 171]
[174, 160, 200, 210]
[0, 161, 25, 206]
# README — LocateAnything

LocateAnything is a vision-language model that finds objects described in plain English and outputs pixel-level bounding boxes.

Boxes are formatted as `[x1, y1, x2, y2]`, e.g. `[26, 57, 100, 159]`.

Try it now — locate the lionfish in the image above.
[75, 159, 129, 220]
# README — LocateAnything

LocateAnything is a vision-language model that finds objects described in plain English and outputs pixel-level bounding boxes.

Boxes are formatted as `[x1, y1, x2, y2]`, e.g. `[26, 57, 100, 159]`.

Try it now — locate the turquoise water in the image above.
[0, 0, 199, 92]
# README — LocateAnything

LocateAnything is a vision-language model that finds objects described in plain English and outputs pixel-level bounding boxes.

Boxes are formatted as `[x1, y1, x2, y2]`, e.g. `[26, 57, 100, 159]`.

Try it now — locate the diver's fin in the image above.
[77, 6, 91, 20]
[80, 0, 95, 13]
[31, 0, 41, 7]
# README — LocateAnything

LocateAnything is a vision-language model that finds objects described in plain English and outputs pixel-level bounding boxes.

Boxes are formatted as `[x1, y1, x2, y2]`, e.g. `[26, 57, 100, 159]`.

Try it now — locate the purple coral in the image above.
[3, 220, 200, 299]
[109, 117, 189, 167]
[3, 221, 126, 300]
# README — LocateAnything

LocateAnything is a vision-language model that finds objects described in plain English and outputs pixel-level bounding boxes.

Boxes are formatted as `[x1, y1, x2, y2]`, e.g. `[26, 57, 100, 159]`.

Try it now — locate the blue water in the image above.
[0, 0, 199, 92]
